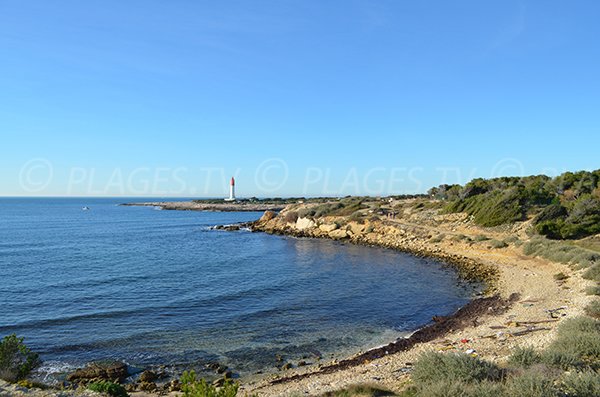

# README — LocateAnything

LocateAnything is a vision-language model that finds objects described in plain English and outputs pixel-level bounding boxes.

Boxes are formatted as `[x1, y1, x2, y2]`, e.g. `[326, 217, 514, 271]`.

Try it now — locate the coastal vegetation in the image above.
[395, 316, 600, 396]
[87, 381, 129, 397]
[0, 334, 40, 383]
[430, 170, 600, 239]
[180, 371, 242, 397]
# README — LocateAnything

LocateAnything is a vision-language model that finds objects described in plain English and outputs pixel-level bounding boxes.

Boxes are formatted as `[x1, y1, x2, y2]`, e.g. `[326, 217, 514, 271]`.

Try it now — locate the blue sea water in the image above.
[0, 198, 478, 380]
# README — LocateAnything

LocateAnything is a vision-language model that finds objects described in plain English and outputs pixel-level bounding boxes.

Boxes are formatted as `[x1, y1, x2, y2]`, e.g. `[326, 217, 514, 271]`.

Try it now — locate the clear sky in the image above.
[1, 1, 599, 197]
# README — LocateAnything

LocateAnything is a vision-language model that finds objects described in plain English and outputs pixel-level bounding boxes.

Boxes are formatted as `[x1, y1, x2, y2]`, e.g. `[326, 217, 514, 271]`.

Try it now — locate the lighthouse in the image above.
[225, 177, 236, 201]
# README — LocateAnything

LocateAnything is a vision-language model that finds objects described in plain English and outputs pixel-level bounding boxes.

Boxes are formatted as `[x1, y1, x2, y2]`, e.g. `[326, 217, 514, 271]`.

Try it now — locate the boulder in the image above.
[319, 223, 338, 233]
[138, 370, 158, 383]
[259, 211, 276, 222]
[296, 217, 316, 231]
[329, 229, 348, 239]
[66, 361, 128, 383]
[348, 222, 365, 236]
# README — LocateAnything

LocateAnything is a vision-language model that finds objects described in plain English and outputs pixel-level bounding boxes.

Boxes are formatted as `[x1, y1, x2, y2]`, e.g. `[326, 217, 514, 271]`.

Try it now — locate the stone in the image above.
[138, 381, 157, 392]
[168, 379, 181, 392]
[328, 229, 348, 239]
[138, 370, 158, 383]
[259, 211, 276, 222]
[319, 223, 338, 233]
[348, 222, 365, 235]
[66, 361, 128, 383]
[282, 362, 293, 370]
[212, 378, 225, 387]
[296, 217, 316, 231]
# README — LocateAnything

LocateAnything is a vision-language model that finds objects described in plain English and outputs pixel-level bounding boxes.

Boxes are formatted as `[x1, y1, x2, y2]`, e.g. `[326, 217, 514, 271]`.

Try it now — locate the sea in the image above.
[0, 198, 479, 382]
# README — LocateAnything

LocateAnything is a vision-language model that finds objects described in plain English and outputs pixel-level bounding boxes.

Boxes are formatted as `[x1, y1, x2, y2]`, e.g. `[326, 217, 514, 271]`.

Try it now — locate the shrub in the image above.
[508, 347, 542, 368]
[489, 239, 508, 249]
[87, 381, 129, 397]
[553, 272, 569, 281]
[585, 285, 600, 295]
[411, 351, 502, 385]
[474, 235, 490, 242]
[181, 371, 239, 397]
[504, 371, 558, 397]
[523, 237, 599, 270]
[322, 384, 395, 396]
[0, 334, 40, 382]
[561, 371, 600, 397]
[585, 300, 600, 319]
[429, 234, 445, 243]
[584, 264, 600, 282]
[544, 317, 600, 367]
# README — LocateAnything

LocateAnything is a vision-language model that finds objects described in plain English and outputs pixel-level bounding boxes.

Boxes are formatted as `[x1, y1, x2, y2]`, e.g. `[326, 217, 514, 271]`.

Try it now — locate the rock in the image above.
[212, 378, 225, 387]
[223, 370, 233, 379]
[138, 381, 157, 392]
[124, 384, 137, 392]
[167, 379, 181, 392]
[281, 362, 293, 370]
[328, 229, 348, 239]
[138, 370, 158, 383]
[296, 217, 316, 231]
[348, 222, 365, 235]
[297, 360, 308, 367]
[319, 223, 338, 233]
[259, 211, 276, 222]
[66, 361, 128, 383]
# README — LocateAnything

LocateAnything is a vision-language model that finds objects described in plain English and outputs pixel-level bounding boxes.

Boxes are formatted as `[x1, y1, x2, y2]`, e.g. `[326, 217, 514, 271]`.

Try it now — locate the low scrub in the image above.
[87, 381, 129, 397]
[181, 371, 241, 397]
[585, 300, 600, 319]
[586, 285, 600, 295]
[0, 334, 40, 382]
[322, 384, 395, 397]
[404, 316, 600, 396]
[561, 371, 600, 397]
[489, 239, 508, 249]
[411, 351, 502, 384]
[523, 237, 599, 271]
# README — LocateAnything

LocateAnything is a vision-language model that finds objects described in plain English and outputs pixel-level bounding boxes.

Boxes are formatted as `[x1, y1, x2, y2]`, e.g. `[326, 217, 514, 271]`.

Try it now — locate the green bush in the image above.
[0, 334, 40, 382]
[584, 265, 600, 282]
[322, 384, 395, 396]
[181, 371, 239, 397]
[489, 239, 508, 249]
[585, 285, 600, 295]
[561, 371, 600, 397]
[523, 237, 599, 270]
[544, 317, 600, 367]
[474, 235, 490, 242]
[553, 272, 569, 281]
[508, 347, 541, 368]
[87, 381, 129, 397]
[585, 300, 600, 319]
[504, 371, 558, 397]
[411, 351, 502, 385]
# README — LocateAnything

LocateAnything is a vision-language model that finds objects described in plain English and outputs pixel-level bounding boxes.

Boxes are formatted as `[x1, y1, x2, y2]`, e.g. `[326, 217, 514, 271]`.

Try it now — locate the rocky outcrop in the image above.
[66, 361, 128, 383]
[295, 217, 316, 231]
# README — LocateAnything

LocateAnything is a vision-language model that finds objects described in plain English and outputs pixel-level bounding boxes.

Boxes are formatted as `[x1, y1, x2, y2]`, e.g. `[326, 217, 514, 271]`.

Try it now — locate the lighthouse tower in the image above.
[225, 177, 236, 201]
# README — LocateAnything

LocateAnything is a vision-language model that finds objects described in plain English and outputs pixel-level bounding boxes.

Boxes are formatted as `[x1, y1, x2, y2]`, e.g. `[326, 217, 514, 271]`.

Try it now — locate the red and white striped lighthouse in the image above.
[225, 177, 236, 201]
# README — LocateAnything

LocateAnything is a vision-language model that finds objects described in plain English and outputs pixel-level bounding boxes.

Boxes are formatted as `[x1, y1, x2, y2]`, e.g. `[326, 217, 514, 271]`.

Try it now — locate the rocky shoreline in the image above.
[8, 200, 594, 396]
[121, 201, 286, 212]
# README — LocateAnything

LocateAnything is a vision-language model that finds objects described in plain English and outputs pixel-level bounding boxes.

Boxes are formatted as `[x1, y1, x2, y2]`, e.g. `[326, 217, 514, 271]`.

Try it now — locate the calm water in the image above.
[0, 198, 477, 380]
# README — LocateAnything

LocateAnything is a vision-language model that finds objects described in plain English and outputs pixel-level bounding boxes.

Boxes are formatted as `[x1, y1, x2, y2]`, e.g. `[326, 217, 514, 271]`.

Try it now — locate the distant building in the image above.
[225, 177, 236, 201]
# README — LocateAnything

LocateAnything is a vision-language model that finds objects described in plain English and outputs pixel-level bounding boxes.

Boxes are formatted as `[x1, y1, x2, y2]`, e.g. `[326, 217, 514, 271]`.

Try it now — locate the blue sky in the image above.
[1, 1, 599, 197]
